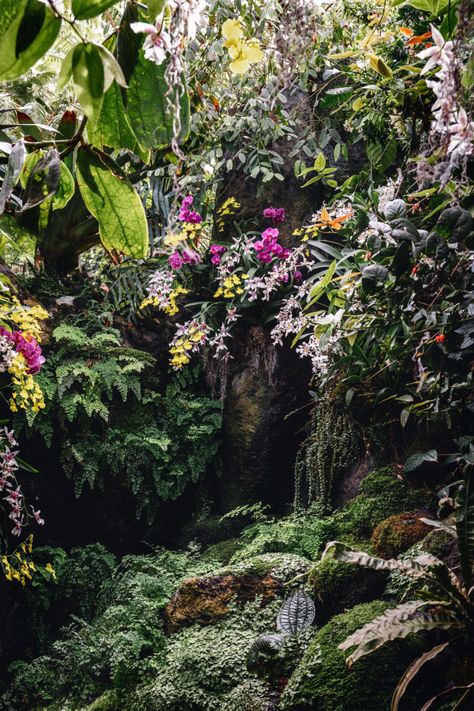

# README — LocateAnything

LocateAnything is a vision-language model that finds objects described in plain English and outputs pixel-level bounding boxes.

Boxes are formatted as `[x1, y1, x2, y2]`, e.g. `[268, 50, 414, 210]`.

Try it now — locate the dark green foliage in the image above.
[16, 315, 223, 520]
[294, 397, 363, 512]
[232, 469, 431, 563]
[3, 549, 215, 709]
[280, 600, 425, 711]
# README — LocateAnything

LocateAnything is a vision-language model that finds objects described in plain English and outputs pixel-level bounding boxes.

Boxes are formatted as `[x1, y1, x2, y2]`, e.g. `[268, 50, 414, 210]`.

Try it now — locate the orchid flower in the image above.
[130, 22, 171, 66]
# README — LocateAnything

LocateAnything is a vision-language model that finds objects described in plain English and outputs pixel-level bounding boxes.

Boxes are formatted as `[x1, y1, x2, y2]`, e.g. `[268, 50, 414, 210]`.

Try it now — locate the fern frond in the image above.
[340, 603, 462, 666]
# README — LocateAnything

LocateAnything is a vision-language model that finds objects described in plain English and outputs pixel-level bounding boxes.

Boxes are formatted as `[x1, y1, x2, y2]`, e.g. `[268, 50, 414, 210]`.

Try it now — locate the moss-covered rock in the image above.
[280, 600, 425, 711]
[309, 557, 387, 622]
[201, 537, 244, 565]
[371, 511, 431, 559]
[165, 572, 282, 631]
[230, 508, 337, 563]
[335, 468, 432, 541]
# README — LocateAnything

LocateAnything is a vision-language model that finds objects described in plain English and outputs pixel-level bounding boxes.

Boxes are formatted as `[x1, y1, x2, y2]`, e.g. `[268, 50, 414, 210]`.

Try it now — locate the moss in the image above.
[201, 537, 244, 565]
[371, 512, 431, 559]
[85, 690, 120, 711]
[310, 557, 387, 621]
[280, 600, 425, 711]
[335, 468, 432, 540]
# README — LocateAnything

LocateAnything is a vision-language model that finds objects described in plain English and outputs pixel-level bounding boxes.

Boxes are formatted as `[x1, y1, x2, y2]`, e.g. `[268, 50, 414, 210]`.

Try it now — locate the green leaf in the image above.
[0, 139, 26, 214]
[455, 470, 474, 589]
[71, 43, 105, 123]
[148, 0, 167, 22]
[0, 0, 61, 81]
[314, 152, 326, 171]
[72, 0, 120, 21]
[96, 44, 127, 89]
[406, 0, 450, 16]
[277, 590, 316, 635]
[366, 53, 393, 78]
[76, 146, 149, 259]
[126, 51, 190, 149]
[51, 161, 75, 211]
[88, 80, 148, 160]
[403, 450, 438, 473]
[22, 148, 60, 210]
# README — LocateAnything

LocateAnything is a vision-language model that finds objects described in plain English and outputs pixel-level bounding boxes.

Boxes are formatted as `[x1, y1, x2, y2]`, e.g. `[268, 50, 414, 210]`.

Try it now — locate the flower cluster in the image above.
[0, 294, 48, 413]
[0, 327, 44, 374]
[214, 273, 247, 299]
[2, 534, 55, 586]
[141, 270, 189, 316]
[418, 24, 473, 167]
[179, 195, 202, 224]
[263, 207, 286, 224]
[169, 247, 201, 270]
[217, 196, 241, 232]
[210, 244, 227, 266]
[0, 428, 44, 538]
[221, 18, 264, 75]
[169, 320, 208, 369]
[254, 228, 291, 263]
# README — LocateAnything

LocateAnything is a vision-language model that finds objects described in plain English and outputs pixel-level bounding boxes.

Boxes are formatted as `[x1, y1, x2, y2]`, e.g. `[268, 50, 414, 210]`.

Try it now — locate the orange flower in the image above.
[407, 31, 432, 47]
[399, 27, 413, 37]
[313, 207, 353, 231]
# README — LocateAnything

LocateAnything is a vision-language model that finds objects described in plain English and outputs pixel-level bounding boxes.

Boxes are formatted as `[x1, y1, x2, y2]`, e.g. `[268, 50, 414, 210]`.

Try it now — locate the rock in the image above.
[371, 511, 432, 559]
[165, 553, 309, 632]
[215, 325, 311, 512]
[279, 600, 426, 711]
[309, 557, 387, 623]
[165, 572, 282, 631]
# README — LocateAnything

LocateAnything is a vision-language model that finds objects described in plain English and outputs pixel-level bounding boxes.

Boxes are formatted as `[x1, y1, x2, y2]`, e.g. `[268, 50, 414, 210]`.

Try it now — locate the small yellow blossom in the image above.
[222, 18, 264, 75]
[214, 273, 247, 299]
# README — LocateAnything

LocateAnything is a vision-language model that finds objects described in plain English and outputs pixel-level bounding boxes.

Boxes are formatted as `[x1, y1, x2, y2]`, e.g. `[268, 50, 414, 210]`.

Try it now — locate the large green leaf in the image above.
[456, 470, 474, 588]
[72, 0, 120, 20]
[22, 149, 60, 210]
[76, 147, 149, 259]
[71, 43, 105, 124]
[88, 80, 148, 160]
[0, 0, 61, 81]
[126, 51, 190, 149]
[405, 0, 450, 15]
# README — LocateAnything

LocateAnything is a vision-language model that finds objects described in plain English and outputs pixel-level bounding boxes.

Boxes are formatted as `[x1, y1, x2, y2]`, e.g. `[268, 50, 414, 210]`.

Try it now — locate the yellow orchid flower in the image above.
[222, 18, 244, 44]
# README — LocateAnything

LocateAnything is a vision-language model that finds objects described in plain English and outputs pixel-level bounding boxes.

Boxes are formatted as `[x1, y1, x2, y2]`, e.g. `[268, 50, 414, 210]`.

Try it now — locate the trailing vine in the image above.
[294, 397, 364, 513]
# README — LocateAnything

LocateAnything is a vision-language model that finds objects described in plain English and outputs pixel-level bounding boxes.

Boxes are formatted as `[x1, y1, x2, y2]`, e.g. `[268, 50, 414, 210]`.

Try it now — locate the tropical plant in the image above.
[320, 525, 474, 710]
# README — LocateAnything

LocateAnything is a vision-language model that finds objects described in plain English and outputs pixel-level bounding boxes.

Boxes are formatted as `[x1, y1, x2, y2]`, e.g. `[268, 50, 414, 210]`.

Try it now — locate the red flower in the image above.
[411, 264, 419, 275]
[435, 334, 445, 344]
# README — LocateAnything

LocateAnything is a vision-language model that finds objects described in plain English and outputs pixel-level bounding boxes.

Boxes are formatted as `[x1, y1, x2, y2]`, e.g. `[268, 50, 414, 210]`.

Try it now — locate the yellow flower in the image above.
[45, 562, 56, 580]
[222, 18, 244, 44]
[221, 18, 264, 75]
[8, 354, 45, 413]
[228, 39, 264, 74]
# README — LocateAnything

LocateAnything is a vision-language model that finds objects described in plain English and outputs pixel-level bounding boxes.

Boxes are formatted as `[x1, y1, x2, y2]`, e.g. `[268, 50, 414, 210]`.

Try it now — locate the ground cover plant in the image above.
[0, 0, 473, 709]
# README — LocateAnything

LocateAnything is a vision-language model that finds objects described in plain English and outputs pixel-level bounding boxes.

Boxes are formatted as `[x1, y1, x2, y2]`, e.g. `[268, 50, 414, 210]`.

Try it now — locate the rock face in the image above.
[165, 571, 282, 631]
[214, 326, 311, 513]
